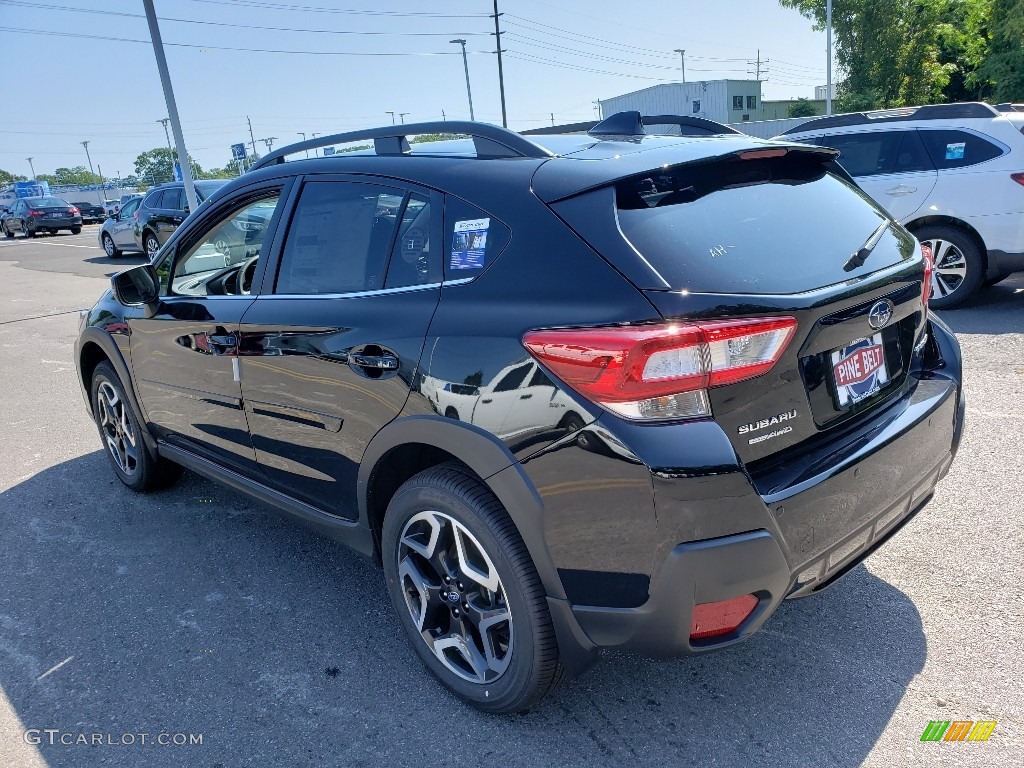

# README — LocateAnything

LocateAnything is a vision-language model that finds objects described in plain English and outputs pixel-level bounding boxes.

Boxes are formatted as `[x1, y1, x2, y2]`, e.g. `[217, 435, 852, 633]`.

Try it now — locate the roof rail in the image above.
[780, 101, 1000, 135]
[588, 110, 741, 138]
[996, 103, 1024, 113]
[250, 120, 553, 170]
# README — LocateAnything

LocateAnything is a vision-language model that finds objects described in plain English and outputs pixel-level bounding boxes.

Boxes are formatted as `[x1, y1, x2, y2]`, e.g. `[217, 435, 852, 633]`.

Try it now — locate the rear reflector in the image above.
[689, 594, 759, 640]
[523, 317, 796, 421]
[919, 241, 934, 311]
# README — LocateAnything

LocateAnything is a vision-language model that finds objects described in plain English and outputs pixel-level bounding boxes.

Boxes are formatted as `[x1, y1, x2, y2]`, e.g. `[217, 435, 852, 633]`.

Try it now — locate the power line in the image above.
[504, 52, 675, 82]
[181, 0, 489, 17]
[0, 27, 483, 55]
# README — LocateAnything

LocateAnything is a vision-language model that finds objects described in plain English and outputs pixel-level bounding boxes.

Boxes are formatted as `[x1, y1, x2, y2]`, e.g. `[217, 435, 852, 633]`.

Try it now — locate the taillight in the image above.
[28, 210, 44, 217]
[133, 210, 139, 221]
[1011, 172, 1024, 186]
[690, 594, 759, 640]
[919, 241, 934, 311]
[523, 317, 797, 421]
[68, 207, 80, 215]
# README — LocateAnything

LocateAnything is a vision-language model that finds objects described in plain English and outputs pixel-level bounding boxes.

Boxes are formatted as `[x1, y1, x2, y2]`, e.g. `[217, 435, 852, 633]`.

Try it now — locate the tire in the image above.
[143, 231, 160, 259]
[102, 233, 121, 258]
[444, 406, 460, 421]
[914, 225, 984, 309]
[71, 226, 81, 235]
[90, 361, 182, 492]
[24, 224, 35, 238]
[382, 464, 564, 713]
[1, 221, 11, 238]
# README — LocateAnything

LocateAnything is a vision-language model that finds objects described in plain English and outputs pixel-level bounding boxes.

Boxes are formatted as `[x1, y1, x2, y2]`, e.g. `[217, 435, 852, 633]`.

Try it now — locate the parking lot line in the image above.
[0, 240, 100, 250]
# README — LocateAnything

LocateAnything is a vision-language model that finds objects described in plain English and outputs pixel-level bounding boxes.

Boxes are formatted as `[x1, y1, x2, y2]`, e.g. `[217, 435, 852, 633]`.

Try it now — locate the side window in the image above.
[747, 95, 757, 110]
[494, 363, 532, 393]
[819, 131, 904, 177]
[120, 198, 141, 217]
[893, 130, 934, 173]
[918, 129, 1004, 169]
[443, 196, 510, 279]
[384, 193, 440, 289]
[528, 366, 554, 388]
[144, 190, 163, 209]
[275, 181, 402, 295]
[163, 188, 185, 211]
[732, 95, 743, 111]
[171, 193, 281, 297]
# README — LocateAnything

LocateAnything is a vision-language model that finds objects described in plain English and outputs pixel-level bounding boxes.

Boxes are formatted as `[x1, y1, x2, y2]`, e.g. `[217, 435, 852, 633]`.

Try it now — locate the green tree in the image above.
[788, 97, 821, 117]
[0, 168, 28, 184]
[980, 0, 1024, 100]
[935, 0, 994, 101]
[134, 148, 176, 186]
[50, 166, 100, 185]
[779, 0, 958, 109]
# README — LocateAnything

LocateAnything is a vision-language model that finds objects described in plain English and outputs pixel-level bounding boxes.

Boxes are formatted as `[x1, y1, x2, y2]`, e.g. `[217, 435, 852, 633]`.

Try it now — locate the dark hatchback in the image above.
[74, 114, 964, 713]
[135, 180, 227, 257]
[2, 196, 82, 237]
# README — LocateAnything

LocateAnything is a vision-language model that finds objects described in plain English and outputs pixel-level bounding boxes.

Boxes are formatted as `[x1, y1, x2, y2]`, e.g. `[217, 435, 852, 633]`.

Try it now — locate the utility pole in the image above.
[297, 132, 309, 158]
[26, 157, 35, 179]
[157, 117, 173, 156]
[752, 49, 766, 81]
[143, 0, 197, 210]
[491, 0, 508, 128]
[593, 100, 602, 118]
[81, 141, 101, 204]
[826, 0, 833, 116]
[399, 112, 409, 124]
[259, 137, 278, 153]
[550, 113, 555, 126]
[442, 109, 446, 121]
[247, 116, 258, 166]
[386, 111, 396, 125]
[450, 38, 475, 121]
[673, 48, 685, 85]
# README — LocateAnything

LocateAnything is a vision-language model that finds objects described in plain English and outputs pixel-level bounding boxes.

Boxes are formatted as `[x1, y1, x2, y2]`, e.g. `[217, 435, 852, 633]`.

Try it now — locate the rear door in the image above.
[238, 175, 442, 519]
[155, 187, 187, 244]
[817, 130, 937, 221]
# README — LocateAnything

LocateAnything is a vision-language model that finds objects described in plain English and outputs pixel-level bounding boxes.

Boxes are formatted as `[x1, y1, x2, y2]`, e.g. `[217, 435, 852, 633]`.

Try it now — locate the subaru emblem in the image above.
[867, 300, 894, 330]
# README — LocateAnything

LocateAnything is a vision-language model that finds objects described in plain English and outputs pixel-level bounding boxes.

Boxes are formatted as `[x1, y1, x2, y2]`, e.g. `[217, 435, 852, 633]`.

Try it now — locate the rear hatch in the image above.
[544, 145, 929, 469]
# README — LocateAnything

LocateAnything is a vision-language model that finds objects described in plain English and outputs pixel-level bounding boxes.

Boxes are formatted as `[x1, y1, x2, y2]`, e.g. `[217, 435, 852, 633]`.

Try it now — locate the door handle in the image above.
[208, 333, 237, 353]
[519, 393, 533, 399]
[885, 185, 917, 196]
[481, 398, 494, 404]
[349, 353, 399, 371]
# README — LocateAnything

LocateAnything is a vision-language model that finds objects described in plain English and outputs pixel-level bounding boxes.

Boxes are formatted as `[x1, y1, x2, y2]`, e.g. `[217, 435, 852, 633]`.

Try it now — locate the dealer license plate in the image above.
[830, 333, 889, 407]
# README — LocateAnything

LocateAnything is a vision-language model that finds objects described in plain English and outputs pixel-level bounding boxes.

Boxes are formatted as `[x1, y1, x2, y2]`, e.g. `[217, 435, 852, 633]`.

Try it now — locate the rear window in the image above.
[30, 197, 71, 209]
[614, 154, 915, 294]
[918, 129, 1004, 168]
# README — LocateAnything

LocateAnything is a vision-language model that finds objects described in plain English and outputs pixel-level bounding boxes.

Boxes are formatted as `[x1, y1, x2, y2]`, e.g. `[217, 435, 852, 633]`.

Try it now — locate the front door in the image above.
[112, 198, 141, 249]
[130, 184, 288, 474]
[239, 177, 442, 518]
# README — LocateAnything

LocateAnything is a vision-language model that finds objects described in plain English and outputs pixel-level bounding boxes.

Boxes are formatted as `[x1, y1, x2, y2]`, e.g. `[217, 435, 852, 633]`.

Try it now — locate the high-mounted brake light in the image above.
[523, 317, 797, 421]
[1011, 172, 1024, 187]
[738, 148, 789, 160]
[919, 241, 934, 312]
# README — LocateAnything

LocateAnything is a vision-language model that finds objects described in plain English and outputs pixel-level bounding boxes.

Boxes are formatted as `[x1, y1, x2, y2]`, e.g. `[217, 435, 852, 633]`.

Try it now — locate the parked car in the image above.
[120, 193, 142, 207]
[779, 102, 1024, 308]
[101, 200, 121, 218]
[2, 196, 82, 237]
[75, 113, 964, 714]
[135, 180, 227, 257]
[72, 201, 106, 224]
[98, 197, 144, 257]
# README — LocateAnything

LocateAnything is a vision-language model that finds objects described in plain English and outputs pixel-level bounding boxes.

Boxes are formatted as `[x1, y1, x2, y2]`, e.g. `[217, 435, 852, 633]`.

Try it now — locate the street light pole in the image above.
[673, 48, 686, 85]
[143, 0, 198, 211]
[26, 157, 35, 179]
[311, 132, 320, 157]
[81, 141, 102, 204]
[297, 132, 309, 158]
[826, 0, 833, 116]
[386, 111, 396, 125]
[399, 112, 409, 124]
[158, 117, 173, 156]
[450, 38, 475, 121]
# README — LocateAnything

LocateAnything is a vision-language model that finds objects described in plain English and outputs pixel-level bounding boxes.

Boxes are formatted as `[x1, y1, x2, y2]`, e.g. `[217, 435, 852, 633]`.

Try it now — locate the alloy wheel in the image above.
[922, 237, 968, 299]
[145, 234, 159, 258]
[397, 510, 513, 684]
[103, 234, 115, 257]
[97, 381, 138, 476]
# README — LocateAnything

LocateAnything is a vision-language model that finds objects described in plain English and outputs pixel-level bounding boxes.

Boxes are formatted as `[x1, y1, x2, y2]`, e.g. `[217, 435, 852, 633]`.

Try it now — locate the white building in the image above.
[599, 81, 766, 127]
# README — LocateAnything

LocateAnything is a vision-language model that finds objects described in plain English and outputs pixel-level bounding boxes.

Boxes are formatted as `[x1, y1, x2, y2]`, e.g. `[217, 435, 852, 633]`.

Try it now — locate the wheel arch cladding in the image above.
[358, 415, 565, 600]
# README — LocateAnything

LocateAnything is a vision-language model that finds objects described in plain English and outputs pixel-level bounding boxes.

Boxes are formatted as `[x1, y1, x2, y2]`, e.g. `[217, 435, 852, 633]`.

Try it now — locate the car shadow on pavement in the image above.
[932, 274, 1024, 335]
[0, 453, 925, 768]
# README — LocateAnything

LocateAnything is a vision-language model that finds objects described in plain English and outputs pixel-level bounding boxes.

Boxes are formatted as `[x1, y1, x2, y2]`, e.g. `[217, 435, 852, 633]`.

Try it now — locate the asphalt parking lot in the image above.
[0, 226, 1021, 768]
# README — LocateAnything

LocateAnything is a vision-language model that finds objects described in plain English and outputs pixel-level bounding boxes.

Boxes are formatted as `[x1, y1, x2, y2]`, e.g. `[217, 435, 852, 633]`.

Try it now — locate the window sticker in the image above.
[450, 218, 490, 270]
[945, 142, 966, 161]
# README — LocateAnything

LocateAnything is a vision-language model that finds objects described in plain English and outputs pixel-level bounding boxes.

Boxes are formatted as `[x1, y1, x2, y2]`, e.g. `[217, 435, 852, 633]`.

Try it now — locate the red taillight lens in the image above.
[523, 317, 796, 421]
[68, 207, 80, 215]
[28, 209, 44, 217]
[690, 594, 759, 640]
[1011, 172, 1024, 186]
[919, 241, 934, 311]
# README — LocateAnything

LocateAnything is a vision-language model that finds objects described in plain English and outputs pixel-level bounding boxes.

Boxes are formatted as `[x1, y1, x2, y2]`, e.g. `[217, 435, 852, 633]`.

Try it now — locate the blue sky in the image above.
[0, 0, 831, 178]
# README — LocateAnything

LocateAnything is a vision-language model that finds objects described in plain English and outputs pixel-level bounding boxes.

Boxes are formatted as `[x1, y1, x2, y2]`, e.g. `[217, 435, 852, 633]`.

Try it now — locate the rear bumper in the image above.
[564, 319, 963, 658]
[28, 217, 81, 230]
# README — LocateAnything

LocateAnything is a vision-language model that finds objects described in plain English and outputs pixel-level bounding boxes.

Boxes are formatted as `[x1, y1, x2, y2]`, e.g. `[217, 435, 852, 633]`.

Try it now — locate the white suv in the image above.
[779, 102, 1024, 308]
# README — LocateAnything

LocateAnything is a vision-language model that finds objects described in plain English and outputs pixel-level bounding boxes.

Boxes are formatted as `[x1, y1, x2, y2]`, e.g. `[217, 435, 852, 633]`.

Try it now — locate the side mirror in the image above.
[111, 264, 159, 307]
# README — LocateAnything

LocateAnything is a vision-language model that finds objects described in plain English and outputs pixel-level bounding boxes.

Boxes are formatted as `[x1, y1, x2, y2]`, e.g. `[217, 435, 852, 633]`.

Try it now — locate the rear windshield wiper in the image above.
[844, 219, 889, 272]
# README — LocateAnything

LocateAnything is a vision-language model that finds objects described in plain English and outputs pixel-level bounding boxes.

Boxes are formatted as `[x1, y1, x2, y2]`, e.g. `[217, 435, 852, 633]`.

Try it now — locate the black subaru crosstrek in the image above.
[74, 112, 964, 714]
